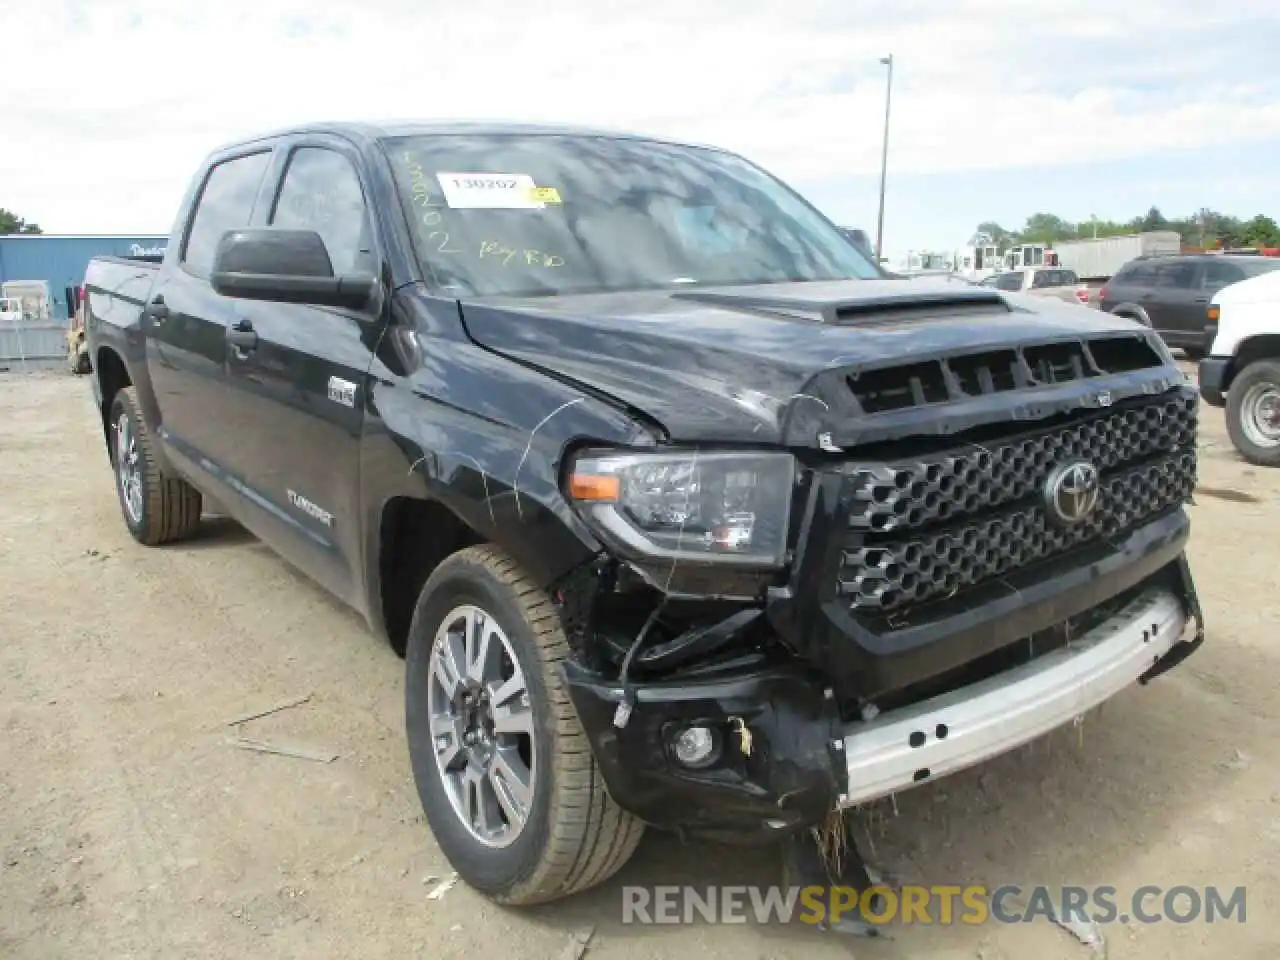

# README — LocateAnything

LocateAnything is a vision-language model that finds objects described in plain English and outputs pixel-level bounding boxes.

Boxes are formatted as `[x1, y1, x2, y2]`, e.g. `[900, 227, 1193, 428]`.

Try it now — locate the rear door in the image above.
[145, 149, 275, 482]
[1199, 258, 1247, 302]
[217, 136, 386, 607]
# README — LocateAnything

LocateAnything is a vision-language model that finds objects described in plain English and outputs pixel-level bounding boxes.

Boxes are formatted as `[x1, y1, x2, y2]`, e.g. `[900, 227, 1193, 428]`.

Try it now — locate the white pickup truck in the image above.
[1199, 268, 1280, 465]
[980, 267, 1097, 308]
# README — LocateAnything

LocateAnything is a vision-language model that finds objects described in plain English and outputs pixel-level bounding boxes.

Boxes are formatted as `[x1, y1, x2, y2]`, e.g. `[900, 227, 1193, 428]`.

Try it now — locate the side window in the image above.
[1155, 262, 1196, 288]
[995, 272, 1023, 291]
[1202, 260, 1244, 288]
[183, 152, 272, 277]
[271, 148, 373, 276]
[1061, 269, 1079, 283]
[1118, 262, 1160, 286]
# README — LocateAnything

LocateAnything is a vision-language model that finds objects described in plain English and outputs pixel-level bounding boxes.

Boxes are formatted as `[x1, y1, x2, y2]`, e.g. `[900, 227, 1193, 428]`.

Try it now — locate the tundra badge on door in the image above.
[328, 377, 357, 407]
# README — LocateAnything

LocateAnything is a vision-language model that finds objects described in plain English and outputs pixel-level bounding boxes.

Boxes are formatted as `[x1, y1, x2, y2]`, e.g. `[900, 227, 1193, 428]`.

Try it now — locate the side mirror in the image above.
[210, 228, 376, 310]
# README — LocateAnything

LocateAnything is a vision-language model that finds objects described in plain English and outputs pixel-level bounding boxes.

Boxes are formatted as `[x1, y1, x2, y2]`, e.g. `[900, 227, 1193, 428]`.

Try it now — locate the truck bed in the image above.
[86, 256, 161, 304]
[83, 256, 161, 382]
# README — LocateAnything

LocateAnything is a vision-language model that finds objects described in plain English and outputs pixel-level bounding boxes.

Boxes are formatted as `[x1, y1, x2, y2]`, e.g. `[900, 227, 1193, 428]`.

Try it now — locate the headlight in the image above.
[566, 450, 796, 567]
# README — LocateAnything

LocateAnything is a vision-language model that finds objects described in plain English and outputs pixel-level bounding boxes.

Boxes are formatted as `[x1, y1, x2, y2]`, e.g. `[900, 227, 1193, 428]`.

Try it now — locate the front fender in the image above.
[360, 317, 655, 618]
[1108, 302, 1152, 326]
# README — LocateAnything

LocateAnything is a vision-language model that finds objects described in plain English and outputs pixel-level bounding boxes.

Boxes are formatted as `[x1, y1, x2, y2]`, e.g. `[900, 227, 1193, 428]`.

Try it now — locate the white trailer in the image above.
[953, 243, 1002, 282]
[1052, 231, 1181, 281]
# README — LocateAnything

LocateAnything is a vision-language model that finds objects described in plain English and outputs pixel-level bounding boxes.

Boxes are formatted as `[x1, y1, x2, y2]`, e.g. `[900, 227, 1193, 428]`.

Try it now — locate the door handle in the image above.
[144, 296, 169, 321]
[1193, 297, 1209, 303]
[228, 319, 259, 352]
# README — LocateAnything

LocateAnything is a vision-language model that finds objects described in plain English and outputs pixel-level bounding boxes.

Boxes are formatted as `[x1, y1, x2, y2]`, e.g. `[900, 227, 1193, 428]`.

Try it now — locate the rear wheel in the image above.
[405, 545, 644, 904]
[1226, 359, 1280, 467]
[108, 387, 203, 544]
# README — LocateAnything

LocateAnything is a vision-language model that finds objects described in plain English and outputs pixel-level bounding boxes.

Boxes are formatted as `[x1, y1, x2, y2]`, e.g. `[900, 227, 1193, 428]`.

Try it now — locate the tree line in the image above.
[974, 207, 1280, 251]
[1, 207, 43, 234]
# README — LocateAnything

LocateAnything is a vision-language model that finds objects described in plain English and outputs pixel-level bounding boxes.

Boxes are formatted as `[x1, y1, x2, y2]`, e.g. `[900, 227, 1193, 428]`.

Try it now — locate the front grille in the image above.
[845, 393, 1196, 533]
[845, 335, 1164, 414]
[835, 391, 1197, 614]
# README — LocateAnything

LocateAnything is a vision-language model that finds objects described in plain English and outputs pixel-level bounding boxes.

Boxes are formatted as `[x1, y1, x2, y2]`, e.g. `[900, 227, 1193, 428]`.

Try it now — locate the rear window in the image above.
[992, 271, 1024, 291]
[1114, 261, 1157, 285]
[183, 151, 273, 277]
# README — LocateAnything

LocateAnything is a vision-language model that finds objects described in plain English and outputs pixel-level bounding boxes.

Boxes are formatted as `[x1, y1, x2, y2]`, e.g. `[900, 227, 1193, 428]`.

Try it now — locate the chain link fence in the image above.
[1, 318, 68, 372]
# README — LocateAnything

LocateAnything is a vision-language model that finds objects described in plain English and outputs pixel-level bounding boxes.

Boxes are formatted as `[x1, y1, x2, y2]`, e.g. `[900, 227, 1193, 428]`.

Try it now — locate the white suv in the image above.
[1200, 267, 1280, 466]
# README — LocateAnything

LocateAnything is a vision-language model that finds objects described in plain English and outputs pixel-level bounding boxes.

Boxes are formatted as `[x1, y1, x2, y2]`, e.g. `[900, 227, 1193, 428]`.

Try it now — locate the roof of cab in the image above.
[211, 120, 726, 157]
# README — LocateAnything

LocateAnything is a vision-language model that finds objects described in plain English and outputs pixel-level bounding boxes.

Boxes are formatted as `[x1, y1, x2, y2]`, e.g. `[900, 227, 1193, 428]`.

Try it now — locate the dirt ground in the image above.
[2, 367, 1278, 960]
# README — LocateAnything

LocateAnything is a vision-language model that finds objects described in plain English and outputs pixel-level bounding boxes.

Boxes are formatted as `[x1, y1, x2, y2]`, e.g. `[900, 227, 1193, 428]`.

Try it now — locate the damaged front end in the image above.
[555, 554, 1203, 845]
[554, 563, 848, 844]
[553, 350, 1206, 844]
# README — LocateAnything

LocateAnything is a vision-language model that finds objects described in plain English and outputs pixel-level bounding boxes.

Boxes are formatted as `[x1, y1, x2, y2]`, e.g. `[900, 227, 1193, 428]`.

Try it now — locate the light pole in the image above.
[874, 54, 894, 264]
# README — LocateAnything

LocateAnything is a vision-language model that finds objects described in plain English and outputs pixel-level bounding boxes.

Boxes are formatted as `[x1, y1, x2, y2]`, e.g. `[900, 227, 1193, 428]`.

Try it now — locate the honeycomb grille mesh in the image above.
[845, 392, 1196, 534]
[837, 392, 1198, 614]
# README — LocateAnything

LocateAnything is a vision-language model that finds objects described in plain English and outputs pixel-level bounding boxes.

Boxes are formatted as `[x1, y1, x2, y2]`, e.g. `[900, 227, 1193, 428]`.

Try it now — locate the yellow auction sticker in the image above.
[530, 186, 562, 204]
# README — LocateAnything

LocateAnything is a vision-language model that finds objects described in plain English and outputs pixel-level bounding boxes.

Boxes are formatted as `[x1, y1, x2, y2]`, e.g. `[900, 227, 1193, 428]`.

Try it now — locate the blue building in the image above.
[0, 234, 169, 321]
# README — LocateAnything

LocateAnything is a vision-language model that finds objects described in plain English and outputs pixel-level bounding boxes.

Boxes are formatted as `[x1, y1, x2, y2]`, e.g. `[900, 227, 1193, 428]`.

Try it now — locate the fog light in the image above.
[672, 725, 720, 769]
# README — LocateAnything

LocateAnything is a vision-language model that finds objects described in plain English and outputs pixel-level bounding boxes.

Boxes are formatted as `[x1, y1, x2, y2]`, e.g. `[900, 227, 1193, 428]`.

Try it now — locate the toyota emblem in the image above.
[1044, 461, 1100, 526]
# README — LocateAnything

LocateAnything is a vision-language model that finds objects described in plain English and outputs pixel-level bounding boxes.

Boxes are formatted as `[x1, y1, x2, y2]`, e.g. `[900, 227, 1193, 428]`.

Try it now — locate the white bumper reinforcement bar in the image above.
[837, 587, 1189, 808]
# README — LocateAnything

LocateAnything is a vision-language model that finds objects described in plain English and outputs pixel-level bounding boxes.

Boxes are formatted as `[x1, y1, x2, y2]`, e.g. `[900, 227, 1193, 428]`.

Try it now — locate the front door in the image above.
[145, 149, 275, 483]
[218, 140, 385, 608]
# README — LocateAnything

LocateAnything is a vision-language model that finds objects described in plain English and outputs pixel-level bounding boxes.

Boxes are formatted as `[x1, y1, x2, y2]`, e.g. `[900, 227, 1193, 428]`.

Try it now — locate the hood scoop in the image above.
[672, 285, 1010, 326]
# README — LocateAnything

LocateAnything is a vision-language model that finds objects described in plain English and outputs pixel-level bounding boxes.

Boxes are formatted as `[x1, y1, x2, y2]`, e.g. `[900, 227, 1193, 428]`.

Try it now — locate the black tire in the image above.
[405, 545, 644, 905]
[1226, 359, 1280, 468]
[108, 386, 203, 544]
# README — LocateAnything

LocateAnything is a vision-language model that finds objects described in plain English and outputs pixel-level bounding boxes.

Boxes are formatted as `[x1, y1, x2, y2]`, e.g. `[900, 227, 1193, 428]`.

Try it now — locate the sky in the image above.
[4, 0, 1280, 264]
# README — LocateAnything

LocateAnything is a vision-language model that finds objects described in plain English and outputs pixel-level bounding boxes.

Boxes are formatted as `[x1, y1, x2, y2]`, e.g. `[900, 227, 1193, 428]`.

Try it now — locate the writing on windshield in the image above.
[384, 133, 879, 297]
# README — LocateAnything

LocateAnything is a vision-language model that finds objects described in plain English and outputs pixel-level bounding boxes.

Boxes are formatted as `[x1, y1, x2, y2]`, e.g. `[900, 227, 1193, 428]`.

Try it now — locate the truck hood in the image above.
[458, 278, 1177, 448]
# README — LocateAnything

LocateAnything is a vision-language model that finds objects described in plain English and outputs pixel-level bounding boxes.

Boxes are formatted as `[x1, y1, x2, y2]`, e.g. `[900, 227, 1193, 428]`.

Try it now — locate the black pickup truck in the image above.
[86, 122, 1204, 907]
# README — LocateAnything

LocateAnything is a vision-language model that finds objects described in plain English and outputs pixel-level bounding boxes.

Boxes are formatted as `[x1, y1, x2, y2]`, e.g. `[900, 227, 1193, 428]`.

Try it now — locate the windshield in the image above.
[383, 133, 880, 297]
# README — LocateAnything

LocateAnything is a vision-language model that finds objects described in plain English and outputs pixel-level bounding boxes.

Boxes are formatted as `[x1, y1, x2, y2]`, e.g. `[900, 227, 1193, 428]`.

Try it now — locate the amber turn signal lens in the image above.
[568, 473, 621, 502]
[1206, 305, 1220, 321]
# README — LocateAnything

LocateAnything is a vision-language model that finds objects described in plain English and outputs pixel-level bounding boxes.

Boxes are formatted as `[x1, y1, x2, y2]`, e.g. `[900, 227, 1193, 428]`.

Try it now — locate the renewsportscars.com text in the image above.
[621, 884, 1247, 927]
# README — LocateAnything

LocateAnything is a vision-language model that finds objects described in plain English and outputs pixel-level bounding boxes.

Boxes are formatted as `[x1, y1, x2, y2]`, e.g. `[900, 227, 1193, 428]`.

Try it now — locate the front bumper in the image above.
[564, 555, 1203, 841]
[1199, 354, 1230, 407]
[837, 584, 1191, 807]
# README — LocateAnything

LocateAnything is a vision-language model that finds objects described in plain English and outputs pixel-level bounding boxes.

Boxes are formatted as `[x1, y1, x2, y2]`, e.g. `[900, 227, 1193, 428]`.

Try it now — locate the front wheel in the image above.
[405, 545, 644, 905]
[1226, 359, 1280, 467]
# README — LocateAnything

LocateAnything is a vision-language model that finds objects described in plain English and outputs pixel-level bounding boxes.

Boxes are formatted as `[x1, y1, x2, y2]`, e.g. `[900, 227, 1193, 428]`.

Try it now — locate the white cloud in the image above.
[3, 0, 1279, 231]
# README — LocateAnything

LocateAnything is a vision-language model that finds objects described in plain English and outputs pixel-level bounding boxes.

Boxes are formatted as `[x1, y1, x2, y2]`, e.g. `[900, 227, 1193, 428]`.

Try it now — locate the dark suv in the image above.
[1100, 254, 1280, 357]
